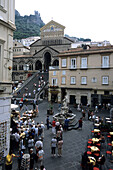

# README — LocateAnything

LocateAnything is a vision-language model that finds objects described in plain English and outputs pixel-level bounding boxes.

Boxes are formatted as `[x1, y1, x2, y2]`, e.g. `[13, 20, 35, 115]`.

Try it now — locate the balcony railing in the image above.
[80, 65, 88, 69]
[101, 64, 110, 68]
[69, 65, 77, 69]
[49, 66, 59, 70]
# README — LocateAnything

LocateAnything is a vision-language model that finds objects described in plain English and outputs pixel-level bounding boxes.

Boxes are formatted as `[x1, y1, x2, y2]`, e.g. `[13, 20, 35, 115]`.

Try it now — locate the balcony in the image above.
[101, 64, 110, 69]
[80, 65, 88, 69]
[69, 65, 77, 70]
[49, 66, 59, 70]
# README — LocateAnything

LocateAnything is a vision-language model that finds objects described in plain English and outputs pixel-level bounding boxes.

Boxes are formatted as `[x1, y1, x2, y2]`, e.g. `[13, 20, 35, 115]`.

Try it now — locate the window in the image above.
[102, 56, 109, 68]
[81, 58, 87, 68]
[20, 76, 23, 80]
[71, 58, 76, 69]
[13, 65, 17, 70]
[52, 78, 57, 86]
[71, 77, 76, 84]
[92, 77, 97, 83]
[62, 70, 66, 75]
[19, 65, 23, 70]
[81, 77, 87, 84]
[102, 76, 108, 84]
[53, 71, 56, 76]
[62, 59, 66, 67]
[29, 64, 33, 70]
[62, 77, 66, 84]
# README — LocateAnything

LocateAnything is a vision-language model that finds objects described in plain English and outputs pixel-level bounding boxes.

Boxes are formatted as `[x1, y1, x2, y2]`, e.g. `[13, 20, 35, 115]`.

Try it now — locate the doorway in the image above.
[81, 96, 87, 106]
[70, 95, 76, 104]
[44, 52, 51, 71]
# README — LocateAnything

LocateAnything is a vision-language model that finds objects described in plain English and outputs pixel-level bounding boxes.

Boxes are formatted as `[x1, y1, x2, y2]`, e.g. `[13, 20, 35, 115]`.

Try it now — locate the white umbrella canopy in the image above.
[11, 104, 18, 109]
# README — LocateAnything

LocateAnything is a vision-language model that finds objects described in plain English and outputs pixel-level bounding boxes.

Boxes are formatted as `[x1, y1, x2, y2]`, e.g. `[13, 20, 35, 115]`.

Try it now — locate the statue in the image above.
[63, 95, 68, 108]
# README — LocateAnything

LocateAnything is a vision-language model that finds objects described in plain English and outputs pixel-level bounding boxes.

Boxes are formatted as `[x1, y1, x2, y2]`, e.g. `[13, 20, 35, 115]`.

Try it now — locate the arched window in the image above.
[19, 65, 23, 70]
[13, 65, 17, 70]
[35, 60, 42, 70]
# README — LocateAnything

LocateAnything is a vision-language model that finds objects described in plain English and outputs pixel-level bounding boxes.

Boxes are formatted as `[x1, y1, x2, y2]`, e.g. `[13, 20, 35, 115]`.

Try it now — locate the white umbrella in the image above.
[11, 104, 18, 109]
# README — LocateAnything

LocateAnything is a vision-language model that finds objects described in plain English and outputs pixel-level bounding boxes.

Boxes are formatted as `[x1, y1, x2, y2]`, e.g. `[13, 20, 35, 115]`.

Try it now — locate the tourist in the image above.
[5, 150, 17, 170]
[18, 149, 24, 170]
[97, 155, 106, 167]
[55, 119, 60, 134]
[57, 138, 63, 157]
[46, 115, 50, 130]
[19, 136, 26, 152]
[34, 125, 38, 141]
[38, 124, 43, 140]
[40, 165, 46, 170]
[82, 109, 86, 119]
[15, 131, 20, 148]
[52, 119, 56, 135]
[30, 148, 35, 170]
[37, 147, 44, 166]
[41, 122, 45, 140]
[64, 117, 69, 131]
[78, 118, 83, 129]
[28, 136, 34, 153]
[56, 128, 62, 142]
[51, 136, 57, 157]
[35, 139, 43, 162]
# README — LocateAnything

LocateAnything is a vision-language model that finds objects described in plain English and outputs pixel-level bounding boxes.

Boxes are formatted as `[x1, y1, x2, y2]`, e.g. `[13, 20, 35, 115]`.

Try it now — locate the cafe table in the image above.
[110, 132, 113, 136]
[92, 138, 100, 144]
[90, 146, 100, 152]
[112, 141, 113, 146]
[94, 129, 100, 133]
[88, 156, 96, 166]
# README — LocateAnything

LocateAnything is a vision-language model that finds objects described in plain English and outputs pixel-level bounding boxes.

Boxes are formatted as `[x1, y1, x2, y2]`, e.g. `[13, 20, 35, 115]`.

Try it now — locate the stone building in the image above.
[0, 0, 16, 157]
[13, 20, 73, 82]
[48, 45, 113, 107]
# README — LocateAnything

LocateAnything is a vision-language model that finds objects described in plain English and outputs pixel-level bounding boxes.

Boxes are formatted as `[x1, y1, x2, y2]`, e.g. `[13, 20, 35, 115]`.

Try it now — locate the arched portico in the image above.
[35, 60, 42, 71]
[44, 52, 51, 71]
[52, 59, 59, 66]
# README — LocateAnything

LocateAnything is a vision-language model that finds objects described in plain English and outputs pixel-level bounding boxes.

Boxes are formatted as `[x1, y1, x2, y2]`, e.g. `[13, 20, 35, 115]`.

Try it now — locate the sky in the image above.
[15, 0, 113, 44]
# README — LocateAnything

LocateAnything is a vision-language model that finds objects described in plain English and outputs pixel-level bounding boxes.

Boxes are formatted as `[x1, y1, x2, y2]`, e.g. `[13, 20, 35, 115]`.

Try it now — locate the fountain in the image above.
[53, 95, 76, 124]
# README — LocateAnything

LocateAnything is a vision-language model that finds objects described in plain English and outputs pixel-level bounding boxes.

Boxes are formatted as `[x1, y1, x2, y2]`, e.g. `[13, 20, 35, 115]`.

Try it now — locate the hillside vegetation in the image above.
[14, 10, 91, 42]
[14, 10, 45, 39]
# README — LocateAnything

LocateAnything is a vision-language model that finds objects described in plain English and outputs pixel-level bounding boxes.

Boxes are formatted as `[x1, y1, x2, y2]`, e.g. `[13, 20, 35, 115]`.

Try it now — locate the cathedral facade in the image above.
[13, 20, 73, 82]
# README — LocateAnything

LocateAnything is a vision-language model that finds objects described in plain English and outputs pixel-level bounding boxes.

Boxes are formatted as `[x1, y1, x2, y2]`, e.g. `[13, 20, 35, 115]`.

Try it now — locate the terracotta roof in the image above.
[59, 45, 113, 56]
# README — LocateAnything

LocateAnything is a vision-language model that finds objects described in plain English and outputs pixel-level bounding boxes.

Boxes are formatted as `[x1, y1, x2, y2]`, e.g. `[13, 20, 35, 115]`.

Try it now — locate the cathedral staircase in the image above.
[13, 72, 49, 100]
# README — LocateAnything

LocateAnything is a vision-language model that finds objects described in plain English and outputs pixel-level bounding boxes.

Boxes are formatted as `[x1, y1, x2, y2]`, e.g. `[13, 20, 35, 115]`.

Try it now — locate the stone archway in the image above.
[35, 60, 42, 71]
[52, 59, 59, 66]
[44, 52, 51, 71]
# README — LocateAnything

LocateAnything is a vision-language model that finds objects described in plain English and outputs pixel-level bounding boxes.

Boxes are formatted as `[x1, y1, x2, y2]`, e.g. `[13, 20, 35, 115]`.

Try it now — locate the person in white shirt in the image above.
[37, 147, 44, 166]
[15, 131, 20, 147]
[35, 125, 38, 141]
[35, 140, 43, 162]
[51, 136, 57, 157]
[41, 122, 45, 140]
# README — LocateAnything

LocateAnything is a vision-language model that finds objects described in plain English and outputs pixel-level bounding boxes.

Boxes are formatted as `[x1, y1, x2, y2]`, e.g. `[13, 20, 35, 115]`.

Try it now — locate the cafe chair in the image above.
[91, 130, 94, 136]
[93, 153, 100, 157]
[87, 151, 92, 155]
[106, 151, 112, 158]
[107, 135, 111, 142]
[93, 167, 99, 170]
[87, 141, 92, 145]
[107, 143, 112, 149]
[87, 145, 91, 151]
[95, 143, 101, 149]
